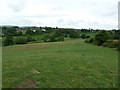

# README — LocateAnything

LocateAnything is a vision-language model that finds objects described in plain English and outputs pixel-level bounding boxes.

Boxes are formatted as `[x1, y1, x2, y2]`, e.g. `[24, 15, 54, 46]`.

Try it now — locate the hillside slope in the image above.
[3, 39, 118, 88]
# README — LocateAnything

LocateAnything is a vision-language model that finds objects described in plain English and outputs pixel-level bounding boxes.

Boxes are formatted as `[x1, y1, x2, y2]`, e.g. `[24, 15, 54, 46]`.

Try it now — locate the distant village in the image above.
[0, 25, 118, 37]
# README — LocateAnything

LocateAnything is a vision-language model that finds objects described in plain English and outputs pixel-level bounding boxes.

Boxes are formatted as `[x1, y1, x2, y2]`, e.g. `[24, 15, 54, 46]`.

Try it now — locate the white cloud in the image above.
[0, 0, 119, 29]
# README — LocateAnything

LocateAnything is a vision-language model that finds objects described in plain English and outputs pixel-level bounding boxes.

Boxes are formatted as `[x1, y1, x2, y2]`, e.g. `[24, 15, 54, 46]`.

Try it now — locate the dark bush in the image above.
[25, 30, 34, 35]
[86, 35, 91, 38]
[4, 36, 13, 46]
[14, 37, 27, 44]
[27, 35, 34, 42]
[89, 38, 94, 43]
[57, 36, 64, 41]
[69, 32, 79, 38]
[102, 41, 114, 48]
[81, 34, 87, 39]
[94, 30, 109, 46]
[84, 38, 94, 43]
[63, 34, 68, 37]
[84, 39, 89, 43]
[49, 36, 57, 42]
[102, 40, 120, 48]
[17, 31, 23, 36]
[42, 34, 50, 42]
[2, 27, 17, 36]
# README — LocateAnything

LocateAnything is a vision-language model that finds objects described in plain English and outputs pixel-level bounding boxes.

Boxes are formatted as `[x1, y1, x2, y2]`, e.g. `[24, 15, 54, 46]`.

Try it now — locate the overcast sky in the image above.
[0, 0, 119, 29]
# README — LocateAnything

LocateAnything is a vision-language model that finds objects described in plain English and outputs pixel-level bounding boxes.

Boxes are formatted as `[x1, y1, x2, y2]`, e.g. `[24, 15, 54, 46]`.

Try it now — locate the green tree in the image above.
[86, 35, 91, 38]
[4, 36, 13, 46]
[3, 27, 17, 36]
[34, 30, 42, 35]
[94, 30, 109, 46]
[43, 34, 50, 42]
[49, 36, 57, 42]
[57, 35, 64, 41]
[14, 37, 27, 44]
[81, 34, 87, 39]
[27, 35, 33, 42]
[17, 31, 23, 36]
[69, 32, 79, 38]
[25, 30, 34, 35]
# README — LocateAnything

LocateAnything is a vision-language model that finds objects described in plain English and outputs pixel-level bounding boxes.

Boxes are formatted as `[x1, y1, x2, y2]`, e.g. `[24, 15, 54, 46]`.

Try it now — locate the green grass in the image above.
[2, 39, 118, 88]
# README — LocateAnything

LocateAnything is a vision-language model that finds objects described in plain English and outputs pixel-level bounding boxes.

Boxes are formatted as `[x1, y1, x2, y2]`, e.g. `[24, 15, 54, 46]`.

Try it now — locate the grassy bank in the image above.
[2, 39, 118, 88]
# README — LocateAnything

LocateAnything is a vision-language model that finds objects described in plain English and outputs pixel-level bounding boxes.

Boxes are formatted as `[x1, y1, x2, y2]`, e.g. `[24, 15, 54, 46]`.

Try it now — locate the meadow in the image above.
[2, 39, 118, 88]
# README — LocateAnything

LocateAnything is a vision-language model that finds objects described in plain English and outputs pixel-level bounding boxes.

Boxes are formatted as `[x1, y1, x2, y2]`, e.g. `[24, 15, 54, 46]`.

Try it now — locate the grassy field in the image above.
[2, 39, 118, 88]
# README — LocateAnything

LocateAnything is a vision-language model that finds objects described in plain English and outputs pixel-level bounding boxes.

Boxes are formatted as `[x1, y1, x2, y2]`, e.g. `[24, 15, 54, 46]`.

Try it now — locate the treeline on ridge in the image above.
[1, 26, 120, 50]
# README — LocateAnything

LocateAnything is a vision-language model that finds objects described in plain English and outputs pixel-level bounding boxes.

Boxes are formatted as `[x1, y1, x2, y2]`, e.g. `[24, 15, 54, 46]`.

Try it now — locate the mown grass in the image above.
[2, 39, 118, 88]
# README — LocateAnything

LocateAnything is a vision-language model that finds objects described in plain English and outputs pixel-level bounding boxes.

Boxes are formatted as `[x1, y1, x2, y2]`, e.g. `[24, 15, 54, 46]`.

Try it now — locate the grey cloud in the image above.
[7, 1, 27, 12]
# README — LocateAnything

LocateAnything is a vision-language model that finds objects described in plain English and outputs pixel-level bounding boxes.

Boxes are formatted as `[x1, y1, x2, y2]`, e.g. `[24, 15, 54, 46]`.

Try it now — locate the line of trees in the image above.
[2, 26, 120, 38]
[85, 30, 120, 50]
[3, 35, 36, 46]
[1, 26, 120, 47]
[3, 31, 91, 46]
[1, 26, 100, 37]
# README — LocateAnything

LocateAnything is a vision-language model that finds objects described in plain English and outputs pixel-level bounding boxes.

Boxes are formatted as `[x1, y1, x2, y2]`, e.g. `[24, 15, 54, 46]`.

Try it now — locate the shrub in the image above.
[81, 34, 86, 39]
[102, 41, 114, 48]
[27, 35, 34, 42]
[84, 38, 94, 43]
[14, 37, 27, 44]
[84, 39, 89, 43]
[63, 34, 68, 37]
[86, 35, 91, 38]
[49, 36, 57, 42]
[57, 36, 64, 41]
[42, 34, 50, 42]
[4, 36, 13, 46]
[94, 30, 109, 46]
[112, 40, 120, 48]
[25, 30, 34, 35]
[69, 32, 79, 38]
[102, 40, 120, 48]
[89, 38, 94, 43]
[17, 31, 23, 36]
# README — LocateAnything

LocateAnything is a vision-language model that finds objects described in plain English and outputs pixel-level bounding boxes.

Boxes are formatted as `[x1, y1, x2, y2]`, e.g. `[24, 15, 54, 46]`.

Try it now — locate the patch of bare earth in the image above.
[17, 79, 37, 88]
[30, 69, 40, 74]
[16, 65, 21, 69]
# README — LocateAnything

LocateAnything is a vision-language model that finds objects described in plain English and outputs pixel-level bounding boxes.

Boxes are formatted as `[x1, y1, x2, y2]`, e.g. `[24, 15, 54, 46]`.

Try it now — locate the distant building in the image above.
[33, 30, 36, 32]
[42, 29, 46, 31]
